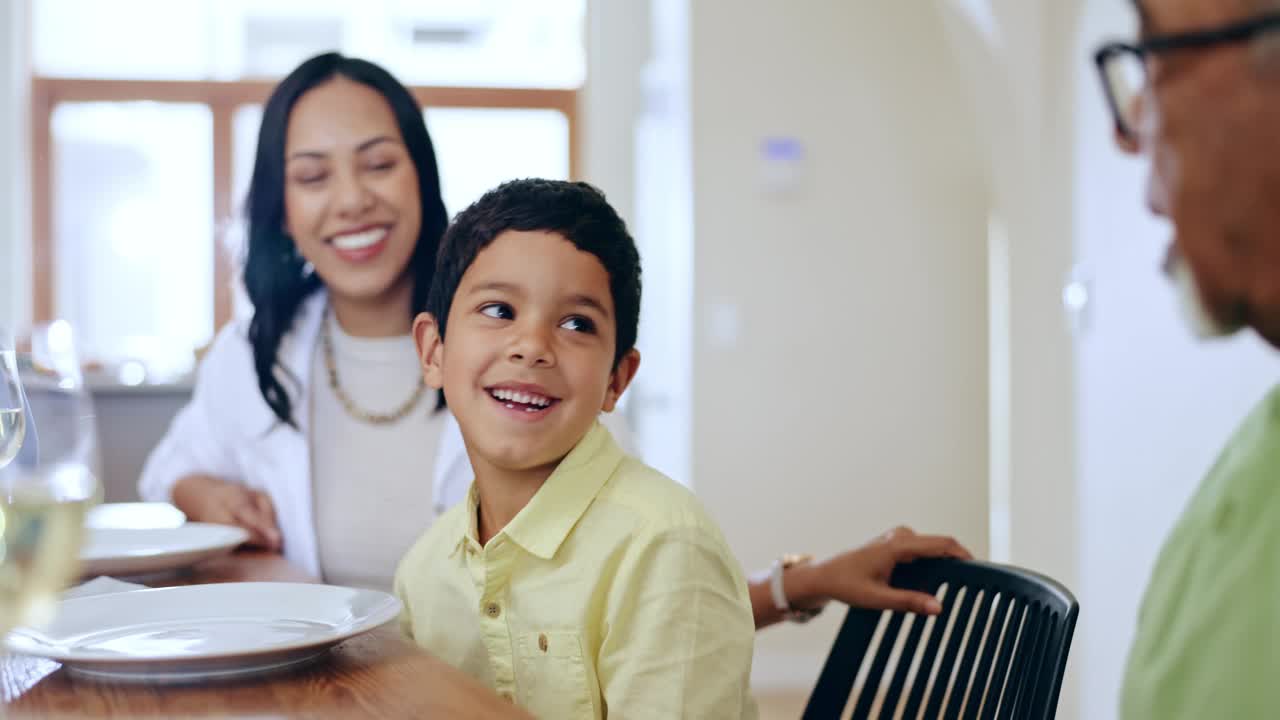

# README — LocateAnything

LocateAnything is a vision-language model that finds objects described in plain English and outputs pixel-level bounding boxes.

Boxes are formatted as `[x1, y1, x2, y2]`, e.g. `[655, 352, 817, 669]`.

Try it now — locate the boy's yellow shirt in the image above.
[394, 421, 757, 719]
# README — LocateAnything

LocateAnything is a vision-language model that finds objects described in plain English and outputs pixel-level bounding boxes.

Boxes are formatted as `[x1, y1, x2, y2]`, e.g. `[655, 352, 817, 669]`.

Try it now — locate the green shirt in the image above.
[1121, 384, 1280, 719]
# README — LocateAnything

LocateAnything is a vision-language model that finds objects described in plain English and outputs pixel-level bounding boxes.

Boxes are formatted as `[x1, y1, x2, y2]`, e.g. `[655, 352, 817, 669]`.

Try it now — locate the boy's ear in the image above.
[412, 312, 446, 390]
[601, 349, 641, 413]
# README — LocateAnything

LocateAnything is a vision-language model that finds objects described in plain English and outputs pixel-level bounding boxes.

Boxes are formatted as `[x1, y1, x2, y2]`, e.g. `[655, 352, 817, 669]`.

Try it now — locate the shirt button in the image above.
[485, 602, 502, 618]
[538, 633, 548, 653]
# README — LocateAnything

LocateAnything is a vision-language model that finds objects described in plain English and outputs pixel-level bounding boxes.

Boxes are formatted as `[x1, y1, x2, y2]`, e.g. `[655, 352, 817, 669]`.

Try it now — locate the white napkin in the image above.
[63, 576, 148, 600]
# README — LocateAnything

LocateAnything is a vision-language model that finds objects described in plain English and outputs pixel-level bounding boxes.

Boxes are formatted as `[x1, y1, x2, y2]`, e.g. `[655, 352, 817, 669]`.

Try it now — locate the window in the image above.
[30, 1, 583, 379]
[33, 0, 586, 87]
[51, 102, 215, 378]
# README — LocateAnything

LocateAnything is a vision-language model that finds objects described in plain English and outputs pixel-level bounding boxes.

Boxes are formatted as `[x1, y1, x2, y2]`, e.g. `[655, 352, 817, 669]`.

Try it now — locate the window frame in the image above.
[29, 76, 580, 333]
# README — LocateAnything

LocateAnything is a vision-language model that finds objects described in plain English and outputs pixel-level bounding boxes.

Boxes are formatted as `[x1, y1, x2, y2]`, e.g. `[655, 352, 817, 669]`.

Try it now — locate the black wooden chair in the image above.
[803, 558, 1078, 719]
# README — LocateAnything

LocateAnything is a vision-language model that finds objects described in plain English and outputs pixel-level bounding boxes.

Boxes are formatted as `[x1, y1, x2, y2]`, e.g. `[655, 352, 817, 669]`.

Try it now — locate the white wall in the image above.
[1071, 2, 1280, 718]
[945, 0, 1082, 585]
[938, 3, 1085, 715]
[0, 0, 30, 328]
[628, 0, 694, 486]
[582, 0, 696, 488]
[687, 1, 991, 688]
[581, 0, 646, 225]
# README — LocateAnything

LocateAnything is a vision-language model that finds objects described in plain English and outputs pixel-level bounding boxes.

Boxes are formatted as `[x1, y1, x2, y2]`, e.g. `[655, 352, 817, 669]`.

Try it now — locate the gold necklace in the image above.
[321, 311, 427, 425]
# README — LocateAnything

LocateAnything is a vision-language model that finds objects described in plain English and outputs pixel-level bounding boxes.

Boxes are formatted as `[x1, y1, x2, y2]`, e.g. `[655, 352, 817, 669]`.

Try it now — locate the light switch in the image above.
[759, 136, 804, 195]
[706, 301, 740, 348]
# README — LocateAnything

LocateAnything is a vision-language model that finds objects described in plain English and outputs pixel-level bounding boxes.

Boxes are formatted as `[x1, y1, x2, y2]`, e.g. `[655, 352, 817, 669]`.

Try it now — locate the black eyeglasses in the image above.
[1095, 12, 1280, 140]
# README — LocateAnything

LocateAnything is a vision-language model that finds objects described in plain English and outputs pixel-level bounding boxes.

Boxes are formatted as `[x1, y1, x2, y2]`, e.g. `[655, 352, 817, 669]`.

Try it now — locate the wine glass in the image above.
[0, 321, 99, 639]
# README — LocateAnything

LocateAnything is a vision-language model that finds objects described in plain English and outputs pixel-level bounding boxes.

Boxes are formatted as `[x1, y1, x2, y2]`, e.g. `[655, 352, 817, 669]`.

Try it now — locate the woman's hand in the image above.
[789, 526, 972, 616]
[171, 475, 282, 551]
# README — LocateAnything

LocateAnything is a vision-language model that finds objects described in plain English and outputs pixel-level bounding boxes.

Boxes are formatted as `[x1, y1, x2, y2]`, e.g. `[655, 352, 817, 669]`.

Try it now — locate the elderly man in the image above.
[1095, 0, 1280, 717]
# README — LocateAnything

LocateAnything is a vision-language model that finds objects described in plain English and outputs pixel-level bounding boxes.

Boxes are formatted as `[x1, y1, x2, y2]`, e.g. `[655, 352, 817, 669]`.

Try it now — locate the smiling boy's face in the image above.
[415, 230, 640, 476]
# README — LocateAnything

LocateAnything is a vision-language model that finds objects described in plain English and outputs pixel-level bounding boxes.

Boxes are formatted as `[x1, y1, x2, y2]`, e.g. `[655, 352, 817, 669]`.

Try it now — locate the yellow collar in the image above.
[453, 422, 624, 560]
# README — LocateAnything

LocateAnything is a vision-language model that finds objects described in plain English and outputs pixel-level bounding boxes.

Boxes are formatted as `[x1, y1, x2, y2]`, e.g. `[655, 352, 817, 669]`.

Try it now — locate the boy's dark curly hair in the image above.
[424, 179, 642, 368]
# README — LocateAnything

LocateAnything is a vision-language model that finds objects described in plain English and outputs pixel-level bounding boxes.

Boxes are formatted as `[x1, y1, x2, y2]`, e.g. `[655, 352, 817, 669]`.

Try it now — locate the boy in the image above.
[396, 179, 756, 718]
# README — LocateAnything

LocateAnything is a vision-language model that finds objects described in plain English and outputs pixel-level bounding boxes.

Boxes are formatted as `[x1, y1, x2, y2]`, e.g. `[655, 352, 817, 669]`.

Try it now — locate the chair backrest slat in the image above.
[881, 602, 932, 715]
[982, 600, 1027, 720]
[1023, 606, 1058, 720]
[971, 594, 1017, 720]
[944, 588, 996, 720]
[1031, 610, 1070, 717]
[995, 602, 1044, 719]
[801, 607, 883, 720]
[1003, 604, 1049, 719]
[803, 559, 1078, 720]
[849, 610, 907, 718]
[921, 585, 976, 718]
[956, 591, 1006, 720]
[900, 584, 954, 720]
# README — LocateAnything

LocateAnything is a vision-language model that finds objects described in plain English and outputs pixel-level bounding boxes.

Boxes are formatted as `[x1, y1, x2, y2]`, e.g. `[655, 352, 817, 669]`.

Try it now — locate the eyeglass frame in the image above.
[1094, 11, 1280, 140]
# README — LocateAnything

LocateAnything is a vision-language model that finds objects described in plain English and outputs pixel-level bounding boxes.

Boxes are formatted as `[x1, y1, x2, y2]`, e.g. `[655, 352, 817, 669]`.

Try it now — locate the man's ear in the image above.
[412, 312, 446, 390]
[601, 349, 641, 413]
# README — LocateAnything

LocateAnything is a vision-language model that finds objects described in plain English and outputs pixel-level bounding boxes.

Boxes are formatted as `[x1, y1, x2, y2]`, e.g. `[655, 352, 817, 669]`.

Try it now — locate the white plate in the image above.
[85, 502, 187, 530]
[6, 582, 401, 683]
[80, 523, 249, 577]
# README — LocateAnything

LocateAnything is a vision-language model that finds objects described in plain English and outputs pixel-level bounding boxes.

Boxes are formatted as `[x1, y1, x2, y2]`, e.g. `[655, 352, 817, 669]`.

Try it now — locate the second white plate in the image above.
[6, 582, 401, 683]
[80, 523, 249, 577]
[85, 502, 187, 530]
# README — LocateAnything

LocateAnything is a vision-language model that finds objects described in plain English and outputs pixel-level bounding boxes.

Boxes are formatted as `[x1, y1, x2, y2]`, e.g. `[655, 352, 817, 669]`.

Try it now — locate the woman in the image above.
[140, 52, 968, 626]
[140, 52, 448, 589]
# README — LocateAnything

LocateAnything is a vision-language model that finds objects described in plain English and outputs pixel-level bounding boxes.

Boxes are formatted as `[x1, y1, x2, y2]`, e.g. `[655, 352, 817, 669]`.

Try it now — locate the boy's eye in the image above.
[480, 303, 514, 320]
[560, 316, 596, 334]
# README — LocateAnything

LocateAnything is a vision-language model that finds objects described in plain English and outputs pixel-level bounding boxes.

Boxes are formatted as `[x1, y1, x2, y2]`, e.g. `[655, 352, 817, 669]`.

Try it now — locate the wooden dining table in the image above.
[1, 551, 533, 719]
